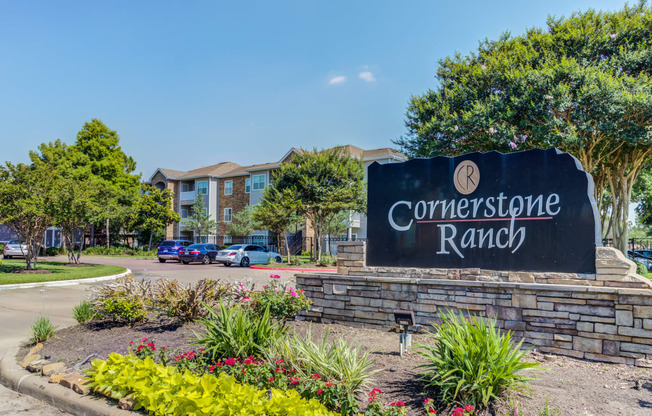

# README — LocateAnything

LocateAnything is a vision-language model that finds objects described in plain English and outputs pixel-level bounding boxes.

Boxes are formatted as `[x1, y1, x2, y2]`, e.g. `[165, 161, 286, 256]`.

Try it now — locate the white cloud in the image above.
[328, 75, 347, 85]
[358, 71, 376, 82]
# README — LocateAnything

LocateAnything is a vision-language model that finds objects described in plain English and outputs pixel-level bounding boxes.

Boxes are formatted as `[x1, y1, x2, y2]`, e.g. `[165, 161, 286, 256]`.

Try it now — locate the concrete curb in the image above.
[0, 268, 131, 291]
[0, 346, 134, 416]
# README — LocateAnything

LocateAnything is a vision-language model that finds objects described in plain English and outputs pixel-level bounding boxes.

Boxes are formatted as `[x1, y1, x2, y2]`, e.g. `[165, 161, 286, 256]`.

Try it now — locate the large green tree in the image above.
[225, 205, 262, 238]
[270, 147, 366, 261]
[253, 187, 303, 262]
[396, 2, 652, 254]
[634, 165, 652, 227]
[0, 163, 57, 269]
[128, 185, 181, 250]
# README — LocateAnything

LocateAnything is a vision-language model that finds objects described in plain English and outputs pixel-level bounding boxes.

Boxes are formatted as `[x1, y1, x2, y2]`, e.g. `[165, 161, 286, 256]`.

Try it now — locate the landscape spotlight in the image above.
[394, 310, 415, 356]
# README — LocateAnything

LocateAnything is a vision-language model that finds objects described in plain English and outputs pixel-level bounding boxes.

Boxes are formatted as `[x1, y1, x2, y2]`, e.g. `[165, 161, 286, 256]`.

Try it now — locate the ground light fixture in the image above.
[393, 310, 415, 356]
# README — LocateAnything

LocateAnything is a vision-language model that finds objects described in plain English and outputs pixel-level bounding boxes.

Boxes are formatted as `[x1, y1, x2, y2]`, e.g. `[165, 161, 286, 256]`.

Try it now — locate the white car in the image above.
[3, 240, 28, 259]
[215, 244, 283, 267]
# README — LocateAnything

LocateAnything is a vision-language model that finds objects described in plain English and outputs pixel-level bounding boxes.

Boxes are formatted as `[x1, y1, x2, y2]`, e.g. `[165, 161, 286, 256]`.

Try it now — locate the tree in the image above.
[0, 163, 56, 270]
[323, 211, 348, 255]
[395, 2, 652, 254]
[128, 185, 181, 250]
[226, 205, 262, 238]
[271, 147, 366, 261]
[184, 194, 218, 243]
[634, 165, 652, 227]
[253, 187, 303, 262]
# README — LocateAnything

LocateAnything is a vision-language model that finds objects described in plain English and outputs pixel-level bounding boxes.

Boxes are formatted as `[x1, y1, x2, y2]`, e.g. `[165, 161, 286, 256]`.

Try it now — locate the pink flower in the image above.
[240, 297, 250, 302]
[276, 359, 284, 365]
[141, 338, 148, 342]
[224, 358, 237, 366]
[509, 141, 518, 149]
[465, 405, 475, 412]
[481, 64, 487, 70]
[429, 409, 437, 414]
[610, 33, 617, 39]
[390, 401, 405, 407]
[325, 380, 334, 388]
[454, 125, 459, 131]
[244, 358, 253, 365]
[290, 291, 298, 297]
[489, 127, 497, 134]
[312, 373, 321, 380]
[453, 407, 464, 416]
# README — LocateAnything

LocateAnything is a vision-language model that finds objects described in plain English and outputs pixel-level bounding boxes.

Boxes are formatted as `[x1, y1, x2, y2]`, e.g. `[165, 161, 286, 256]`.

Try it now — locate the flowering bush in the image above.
[364, 389, 407, 416]
[241, 275, 312, 321]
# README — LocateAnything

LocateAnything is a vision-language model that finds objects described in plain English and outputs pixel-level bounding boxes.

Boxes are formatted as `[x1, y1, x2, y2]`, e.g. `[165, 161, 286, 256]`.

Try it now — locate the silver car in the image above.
[215, 244, 283, 267]
[3, 240, 28, 259]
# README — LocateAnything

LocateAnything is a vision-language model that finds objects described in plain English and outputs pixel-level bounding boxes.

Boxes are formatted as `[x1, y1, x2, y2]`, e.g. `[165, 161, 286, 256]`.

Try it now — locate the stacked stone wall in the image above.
[296, 242, 652, 366]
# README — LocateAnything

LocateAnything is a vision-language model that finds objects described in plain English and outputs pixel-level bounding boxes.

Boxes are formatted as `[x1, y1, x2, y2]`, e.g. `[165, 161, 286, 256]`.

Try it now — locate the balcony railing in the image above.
[180, 191, 196, 201]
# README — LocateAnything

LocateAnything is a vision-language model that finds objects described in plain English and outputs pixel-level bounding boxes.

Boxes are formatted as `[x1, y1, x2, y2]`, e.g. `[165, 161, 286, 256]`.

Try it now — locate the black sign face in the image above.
[366, 148, 601, 273]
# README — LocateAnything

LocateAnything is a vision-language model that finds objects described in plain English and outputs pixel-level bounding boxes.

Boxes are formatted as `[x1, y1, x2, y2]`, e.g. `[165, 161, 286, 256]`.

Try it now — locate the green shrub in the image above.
[417, 310, 540, 408]
[44, 247, 62, 256]
[102, 297, 146, 325]
[82, 246, 156, 257]
[155, 279, 231, 322]
[86, 353, 336, 416]
[242, 275, 311, 321]
[266, 326, 379, 393]
[72, 301, 95, 323]
[634, 260, 649, 277]
[30, 316, 57, 344]
[194, 301, 287, 360]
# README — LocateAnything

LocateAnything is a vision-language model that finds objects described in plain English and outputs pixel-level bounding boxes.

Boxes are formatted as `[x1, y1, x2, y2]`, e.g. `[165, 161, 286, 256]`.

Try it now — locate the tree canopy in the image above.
[270, 147, 366, 260]
[184, 194, 217, 243]
[396, 1, 652, 253]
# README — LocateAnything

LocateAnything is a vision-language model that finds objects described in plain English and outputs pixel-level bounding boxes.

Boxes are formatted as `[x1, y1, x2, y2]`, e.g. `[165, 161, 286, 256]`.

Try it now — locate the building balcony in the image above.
[348, 212, 361, 228]
[180, 191, 196, 202]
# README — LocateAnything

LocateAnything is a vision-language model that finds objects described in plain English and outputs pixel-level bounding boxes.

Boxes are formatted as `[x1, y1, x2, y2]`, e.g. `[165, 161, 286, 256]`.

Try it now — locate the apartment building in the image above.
[147, 145, 407, 244]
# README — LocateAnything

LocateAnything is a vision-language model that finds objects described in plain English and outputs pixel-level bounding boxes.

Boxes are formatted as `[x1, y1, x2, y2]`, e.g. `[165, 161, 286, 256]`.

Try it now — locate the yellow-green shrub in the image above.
[86, 353, 336, 416]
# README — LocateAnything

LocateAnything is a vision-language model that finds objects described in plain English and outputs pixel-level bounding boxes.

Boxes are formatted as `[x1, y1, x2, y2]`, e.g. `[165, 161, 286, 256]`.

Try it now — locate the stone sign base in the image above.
[295, 242, 652, 366]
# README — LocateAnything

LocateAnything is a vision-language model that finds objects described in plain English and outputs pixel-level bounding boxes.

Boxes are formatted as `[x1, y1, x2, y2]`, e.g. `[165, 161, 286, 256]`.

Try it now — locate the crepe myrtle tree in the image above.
[128, 184, 181, 251]
[396, 2, 652, 254]
[0, 163, 56, 270]
[270, 147, 366, 262]
[253, 187, 303, 263]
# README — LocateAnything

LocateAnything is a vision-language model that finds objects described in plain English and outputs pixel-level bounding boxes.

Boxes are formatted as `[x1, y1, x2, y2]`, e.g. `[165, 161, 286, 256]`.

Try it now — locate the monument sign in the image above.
[366, 148, 601, 273]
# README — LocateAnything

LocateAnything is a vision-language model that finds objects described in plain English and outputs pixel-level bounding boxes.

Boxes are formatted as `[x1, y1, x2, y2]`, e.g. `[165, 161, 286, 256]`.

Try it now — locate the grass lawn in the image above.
[0, 259, 126, 285]
[254, 255, 337, 268]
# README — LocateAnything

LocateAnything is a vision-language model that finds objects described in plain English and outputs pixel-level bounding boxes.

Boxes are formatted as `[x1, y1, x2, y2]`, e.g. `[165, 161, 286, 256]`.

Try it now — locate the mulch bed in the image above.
[24, 319, 652, 416]
[10, 269, 51, 274]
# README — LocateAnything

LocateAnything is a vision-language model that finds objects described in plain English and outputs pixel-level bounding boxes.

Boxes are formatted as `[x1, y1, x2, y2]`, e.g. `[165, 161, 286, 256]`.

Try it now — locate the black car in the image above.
[178, 244, 221, 264]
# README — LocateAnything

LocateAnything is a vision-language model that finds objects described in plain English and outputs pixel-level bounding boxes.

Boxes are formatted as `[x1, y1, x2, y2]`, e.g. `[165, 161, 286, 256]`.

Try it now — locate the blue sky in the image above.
[0, 0, 630, 179]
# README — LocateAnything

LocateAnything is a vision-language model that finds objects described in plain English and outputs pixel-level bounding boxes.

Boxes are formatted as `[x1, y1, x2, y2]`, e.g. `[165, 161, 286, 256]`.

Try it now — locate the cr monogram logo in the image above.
[453, 160, 480, 195]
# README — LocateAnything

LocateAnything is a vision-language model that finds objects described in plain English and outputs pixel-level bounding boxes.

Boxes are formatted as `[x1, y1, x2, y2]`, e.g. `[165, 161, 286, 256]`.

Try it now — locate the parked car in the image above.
[633, 250, 652, 271]
[157, 240, 192, 263]
[215, 244, 283, 267]
[178, 244, 221, 264]
[3, 240, 28, 259]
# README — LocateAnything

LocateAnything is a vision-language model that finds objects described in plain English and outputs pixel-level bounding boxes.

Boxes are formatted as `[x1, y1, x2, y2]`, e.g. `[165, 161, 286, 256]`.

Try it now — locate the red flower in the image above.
[424, 398, 432, 406]
[224, 358, 237, 366]
[465, 405, 475, 412]
[241, 368, 247, 374]
[216, 362, 224, 367]
[429, 409, 437, 414]
[275, 367, 285, 373]
[390, 401, 405, 407]
[325, 380, 334, 388]
[311, 373, 320, 380]
[276, 359, 284, 365]
[129, 341, 133, 345]
[268, 377, 275, 383]
[209, 365, 215, 372]
[141, 338, 147, 342]
[244, 358, 253, 365]
[316, 389, 324, 395]
[453, 408, 464, 416]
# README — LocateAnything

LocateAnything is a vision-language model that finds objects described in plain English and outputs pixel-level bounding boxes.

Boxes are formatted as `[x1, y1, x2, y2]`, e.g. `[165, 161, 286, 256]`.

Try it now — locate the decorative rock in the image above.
[59, 372, 90, 394]
[42, 362, 66, 376]
[25, 343, 43, 357]
[49, 372, 66, 384]
[26, 360, 49, 373]
[20, 353, 41, 368]
[389, 366, 397, 372]
[119, 394, 136, 410]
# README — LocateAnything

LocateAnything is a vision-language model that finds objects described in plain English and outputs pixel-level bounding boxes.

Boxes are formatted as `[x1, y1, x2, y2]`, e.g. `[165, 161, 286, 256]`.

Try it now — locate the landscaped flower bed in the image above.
[19, 274, 652, 415]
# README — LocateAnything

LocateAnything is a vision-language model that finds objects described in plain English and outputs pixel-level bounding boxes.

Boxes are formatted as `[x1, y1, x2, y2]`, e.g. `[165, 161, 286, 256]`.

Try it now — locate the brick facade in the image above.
[150, 171, 178, 239]
[218, 176, 249, 235]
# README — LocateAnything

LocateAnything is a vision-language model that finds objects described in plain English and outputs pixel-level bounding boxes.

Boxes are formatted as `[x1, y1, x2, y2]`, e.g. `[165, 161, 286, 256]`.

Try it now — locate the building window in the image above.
[224, 180, 233, 195]
[182, 182, 192, 192]
[181, 209, 189, 219]
[253, 174, 266, 191]
[197, 181, 208, 195]
[224, 208, 232, 223]
[245, 178, 251, 193]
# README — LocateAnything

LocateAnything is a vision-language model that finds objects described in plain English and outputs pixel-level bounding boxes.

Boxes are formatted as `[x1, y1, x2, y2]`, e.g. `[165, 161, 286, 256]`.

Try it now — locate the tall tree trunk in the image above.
[106, 218, 110, 248]
[90, 224, 95, 247]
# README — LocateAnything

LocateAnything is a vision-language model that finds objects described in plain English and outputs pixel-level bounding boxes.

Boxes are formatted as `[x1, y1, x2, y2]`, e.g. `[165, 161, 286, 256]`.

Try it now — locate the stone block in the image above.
[312, 299, 345, 309]
[635, 358, 652, 368]
[337, 266, 350, 275]
[119, 394, 136, 410]
[25, 343, 43, 357]
[332, 284, 348, 295]
[523, 309, 569, 319]
[620, 342, 652, 355]
[59, 373, 88, 394]
[538, 302, 554, 311]
[555, 304, 614, 317]
[49, 373, 66, 384]
[538, 346, 585, 359]
[618, 326, 652, 338]
[553, 334, 572, 342]
[616, 310, 634, 326]
[584, 353, 633, 365]
[508, 272, 535, 283]
[644, 319, 652, 330]
[602, 340, 620, 356]
[634, 306, 652, 319]
[20, 353, 41, 368]
[594, 323, 618, 335]
[42, 362, 66, 376]
[579, 315, 615, 323]
[573, 337, 602, 354]
[512, 294, 537, 309]
[505, 320, 526, 331]
[577, 331, 631, 342]
[26, 360, 48, 373]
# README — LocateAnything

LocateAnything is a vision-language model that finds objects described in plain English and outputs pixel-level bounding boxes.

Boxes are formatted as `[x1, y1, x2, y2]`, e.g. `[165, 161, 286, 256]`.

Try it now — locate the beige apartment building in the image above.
[147, 145, 407, 249]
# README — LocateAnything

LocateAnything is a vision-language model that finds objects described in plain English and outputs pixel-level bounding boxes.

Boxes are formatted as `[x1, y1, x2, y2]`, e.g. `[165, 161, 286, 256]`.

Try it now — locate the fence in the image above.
[186, 235, 367, 260]
[602, 238, 652, 251]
